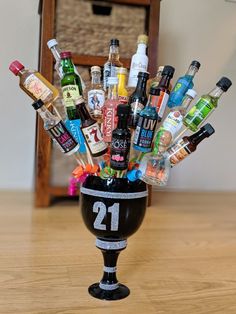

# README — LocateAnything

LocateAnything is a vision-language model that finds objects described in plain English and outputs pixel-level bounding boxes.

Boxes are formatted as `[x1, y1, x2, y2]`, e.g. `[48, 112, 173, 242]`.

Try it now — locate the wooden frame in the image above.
[36, 0, 160, 207]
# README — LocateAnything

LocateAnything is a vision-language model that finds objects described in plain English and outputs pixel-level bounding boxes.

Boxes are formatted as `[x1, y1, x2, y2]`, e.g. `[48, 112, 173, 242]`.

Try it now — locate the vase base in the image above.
[88, 283, 130, 300]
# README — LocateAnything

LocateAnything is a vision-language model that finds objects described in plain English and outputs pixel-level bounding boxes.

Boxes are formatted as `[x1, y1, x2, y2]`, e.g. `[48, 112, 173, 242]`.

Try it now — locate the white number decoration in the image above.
[93, 201, 120, 231]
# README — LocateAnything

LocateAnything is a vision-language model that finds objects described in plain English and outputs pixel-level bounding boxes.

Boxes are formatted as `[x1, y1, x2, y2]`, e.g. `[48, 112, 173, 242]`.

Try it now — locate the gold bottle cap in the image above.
[91, 66, 101, 73]
[117, 67, 128, 75]
[158, 65, 164, 72]
[137, 34, 148, 45]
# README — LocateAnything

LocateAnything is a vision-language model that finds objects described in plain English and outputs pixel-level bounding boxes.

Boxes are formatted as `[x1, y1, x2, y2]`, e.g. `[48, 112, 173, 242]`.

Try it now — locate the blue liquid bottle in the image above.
[168, 60, 200, 108]
[133, 88, 159, 153]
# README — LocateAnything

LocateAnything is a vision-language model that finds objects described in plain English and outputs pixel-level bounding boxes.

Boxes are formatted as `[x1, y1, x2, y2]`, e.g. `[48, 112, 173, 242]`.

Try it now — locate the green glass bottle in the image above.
[183, 77, 232, 132]
[60, 51, 83, 120]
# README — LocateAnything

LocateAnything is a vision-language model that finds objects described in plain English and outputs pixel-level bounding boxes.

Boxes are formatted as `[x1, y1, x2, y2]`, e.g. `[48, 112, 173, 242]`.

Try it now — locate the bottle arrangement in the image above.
[9, 36, 232, 189]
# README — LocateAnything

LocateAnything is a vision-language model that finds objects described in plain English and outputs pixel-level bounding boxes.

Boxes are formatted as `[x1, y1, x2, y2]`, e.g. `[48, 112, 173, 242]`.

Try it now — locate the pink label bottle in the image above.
[102, 77, 120, 143]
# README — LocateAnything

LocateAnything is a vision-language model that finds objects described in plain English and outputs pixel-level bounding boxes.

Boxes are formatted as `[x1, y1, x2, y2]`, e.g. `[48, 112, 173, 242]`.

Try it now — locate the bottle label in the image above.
[23, 74, 52, 102]
[169, 77, 193, 107]
[162, 111, 183, 136]
[110, 138, 131, 169]
[62, 85, 81, 107]
[155, 91, 169, 120]
[65, 119, 87, 153]
[48, 121, 78, 154]
[82, 122, 107, 156]
[184, 98, 212, 128]
[153, 129, 172, 156]
[103, 105, 118, 142]
[129, 100, 145, 128]
[103, 63, 111, 90]
[88, 89, 105, 115]
[133, 116, 157, 151]
[128, 59, 148, 87]
[167, 139, 191, 165]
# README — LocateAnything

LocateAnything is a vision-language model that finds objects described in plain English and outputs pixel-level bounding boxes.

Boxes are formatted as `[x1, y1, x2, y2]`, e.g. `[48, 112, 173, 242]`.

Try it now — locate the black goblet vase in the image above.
[80, 175, 147, 301]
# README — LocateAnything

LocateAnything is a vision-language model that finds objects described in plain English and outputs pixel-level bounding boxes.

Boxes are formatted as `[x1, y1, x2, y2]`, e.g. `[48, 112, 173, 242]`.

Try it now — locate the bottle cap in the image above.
[190, 60, 201, 69]
[47, 38, 58, 49]
[117, 104, 130, 115]
[9, 60, 25, 75]
[32, 99, 44, 110]
[186, 89, 197, 99]
[201, 123, 215, 136]
[157, 65, 164, 72]
[108, 77, 119, 85]
[110, 39, 119, 46]
[127, 169, 142, 182]
[137, 34, 148, 45]
[216, 77, 232, 92]
[137, 71, 149, 79]
[162, 65, 175, 77]
[117, 67, 128, 75]
[91, 66, 101, 73]
[60, 51, 72, 59]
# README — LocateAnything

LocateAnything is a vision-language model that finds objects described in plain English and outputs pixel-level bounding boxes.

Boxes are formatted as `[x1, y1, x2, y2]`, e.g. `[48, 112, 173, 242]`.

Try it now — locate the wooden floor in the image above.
[1, 191, 236, 314]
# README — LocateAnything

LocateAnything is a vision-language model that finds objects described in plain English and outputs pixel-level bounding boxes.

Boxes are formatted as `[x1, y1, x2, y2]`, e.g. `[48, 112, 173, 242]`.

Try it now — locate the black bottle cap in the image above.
[32, 99, 44, 110]
[110, 38, 119, 46]
[191, 60, 201, 69]
[149, 87, 159, 96]
[216, 77, 232, 92]
[137, 71, 149, 79]
[201, 123, 215, 136]
[162, 65, 175, 77]
[117, 104, 130, 115]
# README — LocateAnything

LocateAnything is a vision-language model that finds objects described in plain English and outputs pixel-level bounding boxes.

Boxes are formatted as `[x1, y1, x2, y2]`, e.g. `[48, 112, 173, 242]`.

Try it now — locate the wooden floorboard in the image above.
[0, 190, 236, 313]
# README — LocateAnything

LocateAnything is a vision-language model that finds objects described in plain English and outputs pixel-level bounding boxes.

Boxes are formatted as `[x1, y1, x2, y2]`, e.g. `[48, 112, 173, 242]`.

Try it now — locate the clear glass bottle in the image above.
[184, 77, 232, 132]
[153, 89, 197, 158]
[103, 39, 123, 91]
[102, 77, 120, 144]
[168, 60, 201, 108]
[32, 99, 79, 155]
[128, 34, 148, 89]
[87, 66, 105, 122]
[9, 60, 59, 107]
[47, 38, 86, 90]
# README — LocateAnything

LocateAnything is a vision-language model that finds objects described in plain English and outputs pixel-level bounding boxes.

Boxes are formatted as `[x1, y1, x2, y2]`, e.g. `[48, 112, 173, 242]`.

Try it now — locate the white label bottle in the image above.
[128, 34, 148, 88]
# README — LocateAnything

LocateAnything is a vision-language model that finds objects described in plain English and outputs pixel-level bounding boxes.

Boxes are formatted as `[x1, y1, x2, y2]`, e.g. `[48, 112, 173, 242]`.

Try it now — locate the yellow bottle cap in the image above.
[117, 67, 128, 75]
[137, 34, 148, 45]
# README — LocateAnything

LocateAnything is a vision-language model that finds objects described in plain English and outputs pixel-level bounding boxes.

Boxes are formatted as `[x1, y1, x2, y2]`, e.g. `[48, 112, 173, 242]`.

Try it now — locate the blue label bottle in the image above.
[133, 88, 159, 153]
[168, 60, 200, 108]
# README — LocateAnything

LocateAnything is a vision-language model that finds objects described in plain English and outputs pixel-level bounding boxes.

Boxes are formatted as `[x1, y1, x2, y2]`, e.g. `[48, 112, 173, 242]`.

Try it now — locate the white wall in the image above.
[0, 0, 39, 189]
[0, 0, 235, 191]
[159, 0, 236, 191]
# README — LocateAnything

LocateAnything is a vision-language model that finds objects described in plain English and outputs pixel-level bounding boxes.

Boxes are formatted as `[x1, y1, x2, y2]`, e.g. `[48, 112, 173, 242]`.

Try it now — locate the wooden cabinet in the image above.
[36, 0, 160, 207]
